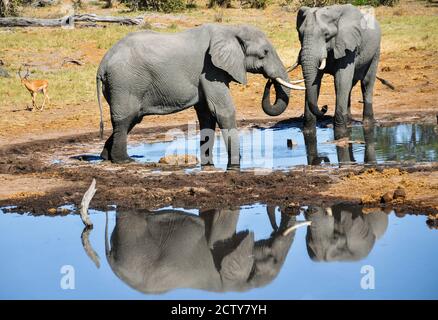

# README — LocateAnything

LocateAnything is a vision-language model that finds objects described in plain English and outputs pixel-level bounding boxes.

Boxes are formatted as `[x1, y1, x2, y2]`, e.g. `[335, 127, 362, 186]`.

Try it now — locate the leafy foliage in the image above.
[240, 0, 271, 9]
[0, 0, 22, 17]
[121, 0, 187, 12]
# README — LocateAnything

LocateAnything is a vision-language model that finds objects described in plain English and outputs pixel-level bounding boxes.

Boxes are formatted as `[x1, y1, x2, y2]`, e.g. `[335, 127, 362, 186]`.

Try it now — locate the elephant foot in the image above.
[111, 157, 135, 164]
[363, 117, 377, 127]
[201, 162, 214, 168]
[100, 148, 110, 161]
[226, 163, 240, 171]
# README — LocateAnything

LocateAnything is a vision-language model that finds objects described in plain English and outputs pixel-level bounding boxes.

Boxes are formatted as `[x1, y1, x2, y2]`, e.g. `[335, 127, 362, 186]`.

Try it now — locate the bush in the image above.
[0, 0, 22, 17]
[207, 0, 231, 8]
[121, 0, 186, 12]
[240, 0, 271, 9]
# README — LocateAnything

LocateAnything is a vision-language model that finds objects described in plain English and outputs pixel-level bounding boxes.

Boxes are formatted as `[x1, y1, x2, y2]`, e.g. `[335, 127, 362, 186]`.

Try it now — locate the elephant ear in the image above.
[296, 6, 310, 31]
[220, 231, 254, 284]
[333, 4, 363, 60]
[209, 27, 247, 85]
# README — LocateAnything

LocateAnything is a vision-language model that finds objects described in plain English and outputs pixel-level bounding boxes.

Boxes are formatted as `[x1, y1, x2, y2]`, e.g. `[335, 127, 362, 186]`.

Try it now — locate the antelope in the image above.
[18, 67, 50, 111]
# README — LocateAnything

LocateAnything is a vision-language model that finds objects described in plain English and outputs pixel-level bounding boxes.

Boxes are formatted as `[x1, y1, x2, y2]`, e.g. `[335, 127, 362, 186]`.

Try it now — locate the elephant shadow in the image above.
[304, 203, 389, 262]
[105, 207, 299, 294]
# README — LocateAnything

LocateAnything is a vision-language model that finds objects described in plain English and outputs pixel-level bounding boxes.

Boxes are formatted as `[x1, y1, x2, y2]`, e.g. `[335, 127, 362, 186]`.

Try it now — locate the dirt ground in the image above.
[0, 0, 437, 215]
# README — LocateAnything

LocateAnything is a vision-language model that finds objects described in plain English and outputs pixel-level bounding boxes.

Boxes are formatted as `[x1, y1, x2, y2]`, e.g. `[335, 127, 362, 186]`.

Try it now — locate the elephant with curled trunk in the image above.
[105, 207, 301, 294]
[305, 204, 388, 262]
[293, 4, 383, 136]
[96, 24, 304, 166]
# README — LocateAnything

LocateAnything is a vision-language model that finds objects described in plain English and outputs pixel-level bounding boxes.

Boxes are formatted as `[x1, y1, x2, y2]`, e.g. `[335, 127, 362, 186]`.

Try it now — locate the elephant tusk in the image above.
[290, 79, 304, 84]
[286, 55, 300, 73]
[286, 61, 299, 73]
[275, 77, 306, 90]
[318, 58, 326, 70]
[282, 220, 312, 236]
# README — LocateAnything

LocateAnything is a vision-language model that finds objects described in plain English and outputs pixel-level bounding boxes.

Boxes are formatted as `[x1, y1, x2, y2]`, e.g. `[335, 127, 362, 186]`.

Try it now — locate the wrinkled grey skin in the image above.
[296, 4, 381, 136]
[305, 203, 388, 262]
[97, 24, 291, 166]
[302, 125, 376, 166]
[105, 207, 297, 294]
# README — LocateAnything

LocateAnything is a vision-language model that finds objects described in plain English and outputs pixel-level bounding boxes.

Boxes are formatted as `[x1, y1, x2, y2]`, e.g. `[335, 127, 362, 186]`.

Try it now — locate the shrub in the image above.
[240, 0, 271, 9]
[207, 0, 231, 8]
[121, 0, 186, 12]
[0, 0, 22, 17]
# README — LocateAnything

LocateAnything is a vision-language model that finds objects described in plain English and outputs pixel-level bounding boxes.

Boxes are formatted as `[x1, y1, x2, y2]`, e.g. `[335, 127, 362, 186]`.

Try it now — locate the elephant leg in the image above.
[102, 113, 139, 163]
[334, 62, 355, 138]
[200, 73, 240, 169]
[195, 103, 216, 166]
[363, 125, 376, 164]
[347, 79, 358, 125]
[361, 53, 379, 126]
[100, 133, 113, 161]
[218, 112, 240, 169]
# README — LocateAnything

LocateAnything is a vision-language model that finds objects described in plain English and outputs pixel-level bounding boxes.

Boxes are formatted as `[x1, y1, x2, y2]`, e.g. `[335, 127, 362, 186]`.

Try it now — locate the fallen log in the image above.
[0, 14, 144, 28]
[73, 14, 144, 26]
[0, 16, 72, 27]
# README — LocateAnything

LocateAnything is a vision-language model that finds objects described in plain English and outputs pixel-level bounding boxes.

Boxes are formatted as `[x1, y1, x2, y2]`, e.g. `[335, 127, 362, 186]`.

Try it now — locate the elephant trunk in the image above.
[301, 41, 327, 118]
[261, 72, 291, 117]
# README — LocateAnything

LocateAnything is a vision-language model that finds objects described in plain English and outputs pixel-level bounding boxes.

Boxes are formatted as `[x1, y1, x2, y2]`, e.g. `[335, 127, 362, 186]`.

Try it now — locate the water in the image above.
[1, 203, 437, 299]
[125, 123, 438, 171]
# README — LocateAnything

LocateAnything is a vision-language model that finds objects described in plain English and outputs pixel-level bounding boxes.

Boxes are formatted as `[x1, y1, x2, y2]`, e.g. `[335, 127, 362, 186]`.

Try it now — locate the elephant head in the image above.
[104, 207, 302, 294]
[207, 24, 305, 117]
[304, 204, 388, 262]
[296, 4, 364, 117]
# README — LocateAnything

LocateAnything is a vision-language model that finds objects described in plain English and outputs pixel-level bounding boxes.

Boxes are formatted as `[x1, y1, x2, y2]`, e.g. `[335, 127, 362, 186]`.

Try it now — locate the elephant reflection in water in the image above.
[105, 207, 300, 294]
[303, 125, 377, 166]
[304, 204, 388, 262]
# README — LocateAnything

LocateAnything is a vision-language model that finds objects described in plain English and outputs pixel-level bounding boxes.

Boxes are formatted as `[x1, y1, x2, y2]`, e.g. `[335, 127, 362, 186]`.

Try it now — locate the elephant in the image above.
[304, 203, 388, 262]
[96, 24, 305, 166]
[104, 206, 304, 294]
[292, 4, 386, 136]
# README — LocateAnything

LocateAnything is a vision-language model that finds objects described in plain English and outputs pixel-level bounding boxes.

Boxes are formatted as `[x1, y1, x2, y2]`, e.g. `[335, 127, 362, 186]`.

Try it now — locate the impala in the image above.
[18, 67, 49, 111]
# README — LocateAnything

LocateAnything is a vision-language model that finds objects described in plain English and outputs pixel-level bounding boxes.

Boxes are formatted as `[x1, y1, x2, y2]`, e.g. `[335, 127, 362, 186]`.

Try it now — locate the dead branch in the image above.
[80, 178, 96, 227]
[62, 57, 84, 66]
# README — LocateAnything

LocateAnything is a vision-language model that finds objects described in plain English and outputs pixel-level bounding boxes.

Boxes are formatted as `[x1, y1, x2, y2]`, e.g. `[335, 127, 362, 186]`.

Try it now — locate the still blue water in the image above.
[1, 204, 437, 299]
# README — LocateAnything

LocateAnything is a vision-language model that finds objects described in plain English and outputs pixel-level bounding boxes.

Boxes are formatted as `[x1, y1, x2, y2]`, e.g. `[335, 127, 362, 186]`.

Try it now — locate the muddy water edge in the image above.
[0, 118, 437, 216]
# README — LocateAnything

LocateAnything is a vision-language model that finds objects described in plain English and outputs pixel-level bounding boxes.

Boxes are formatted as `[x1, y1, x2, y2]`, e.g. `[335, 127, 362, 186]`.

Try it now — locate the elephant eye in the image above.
[259, 48, 269, 59]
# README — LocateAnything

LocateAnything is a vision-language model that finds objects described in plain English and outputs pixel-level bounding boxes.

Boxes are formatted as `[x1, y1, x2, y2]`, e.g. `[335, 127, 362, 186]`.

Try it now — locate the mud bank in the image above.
[0, 117, 437, 215]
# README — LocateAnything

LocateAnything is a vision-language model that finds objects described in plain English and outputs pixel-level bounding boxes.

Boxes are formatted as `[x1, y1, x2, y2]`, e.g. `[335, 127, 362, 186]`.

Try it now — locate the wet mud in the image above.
[0, 117, 437, 216]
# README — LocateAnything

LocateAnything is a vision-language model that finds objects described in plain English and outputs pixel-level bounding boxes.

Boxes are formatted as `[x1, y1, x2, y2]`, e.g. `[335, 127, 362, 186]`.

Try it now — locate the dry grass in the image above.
[0, 0, 437, 144]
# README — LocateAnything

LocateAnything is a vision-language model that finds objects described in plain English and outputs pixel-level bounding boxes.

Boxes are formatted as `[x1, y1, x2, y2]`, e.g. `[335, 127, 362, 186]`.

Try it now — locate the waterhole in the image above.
[1, 203, 437, 299]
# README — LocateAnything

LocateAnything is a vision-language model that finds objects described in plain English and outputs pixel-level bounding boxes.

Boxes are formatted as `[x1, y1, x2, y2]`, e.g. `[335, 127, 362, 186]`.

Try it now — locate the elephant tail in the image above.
[376, 76, 395, 91]
[96, 75, 104, 140]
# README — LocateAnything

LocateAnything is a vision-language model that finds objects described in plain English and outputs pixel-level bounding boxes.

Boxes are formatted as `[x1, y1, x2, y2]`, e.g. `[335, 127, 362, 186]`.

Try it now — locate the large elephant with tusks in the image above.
[96, 24, 305, 167]
[105, 207, 304, 294]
